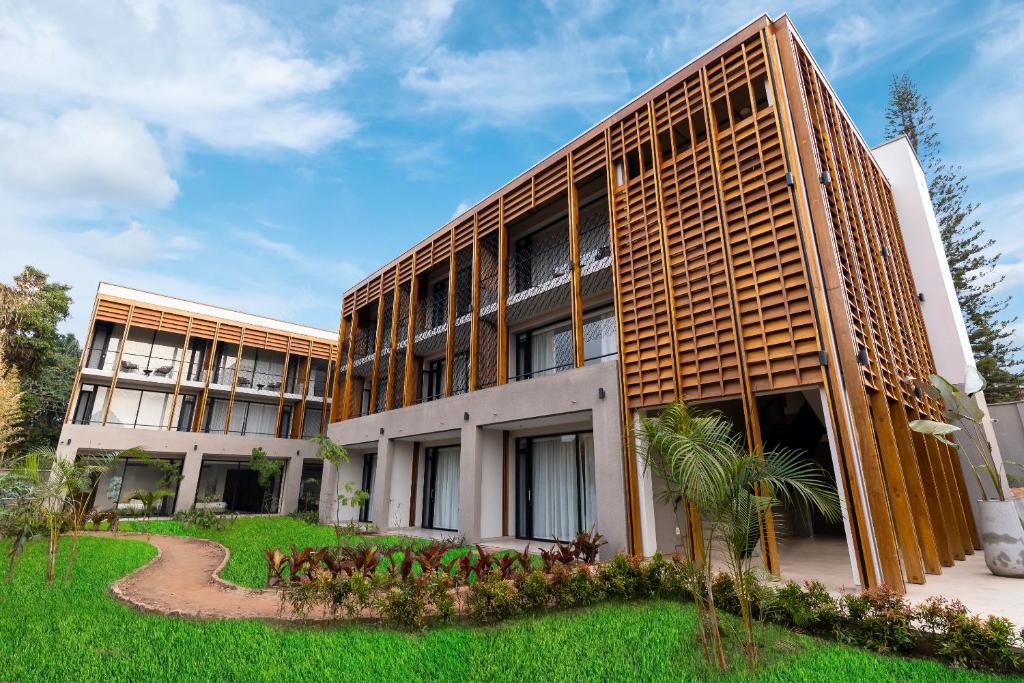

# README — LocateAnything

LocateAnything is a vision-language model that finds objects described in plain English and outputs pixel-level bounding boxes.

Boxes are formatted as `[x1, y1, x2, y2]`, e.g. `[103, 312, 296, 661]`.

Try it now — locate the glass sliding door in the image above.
[516, 432, 597, 541]
[421, 446, 459, 531]
[358, 453, 376, 523]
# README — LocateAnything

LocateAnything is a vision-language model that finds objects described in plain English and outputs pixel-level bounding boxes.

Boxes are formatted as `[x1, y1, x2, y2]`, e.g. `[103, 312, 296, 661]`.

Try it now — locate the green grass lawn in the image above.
[0, 530, 1011, 682]
[116, 516, 474, 588]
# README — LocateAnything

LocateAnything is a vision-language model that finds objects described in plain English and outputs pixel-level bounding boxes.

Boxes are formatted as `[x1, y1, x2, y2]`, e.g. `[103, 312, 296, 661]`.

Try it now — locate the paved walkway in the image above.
[93, 532, 333, 621]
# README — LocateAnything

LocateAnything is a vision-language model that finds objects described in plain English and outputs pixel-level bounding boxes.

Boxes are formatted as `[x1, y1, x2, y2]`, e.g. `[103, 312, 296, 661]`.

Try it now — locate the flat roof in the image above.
[97, 282, 336, 341]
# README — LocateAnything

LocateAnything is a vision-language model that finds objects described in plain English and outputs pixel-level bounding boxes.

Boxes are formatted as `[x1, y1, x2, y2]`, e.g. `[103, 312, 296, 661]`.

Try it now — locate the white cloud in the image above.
[76, 221, 198, 267]
[402, 36, 630, 123]
[939, 4, 1024, 178]
[0, 0, 354, 152]
[0, 109, 177, 211]
[451, 200, 471, 219]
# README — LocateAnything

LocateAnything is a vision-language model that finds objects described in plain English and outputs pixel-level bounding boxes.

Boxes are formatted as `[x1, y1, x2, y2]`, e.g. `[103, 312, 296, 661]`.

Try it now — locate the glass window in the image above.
[516, 432, 597, 541]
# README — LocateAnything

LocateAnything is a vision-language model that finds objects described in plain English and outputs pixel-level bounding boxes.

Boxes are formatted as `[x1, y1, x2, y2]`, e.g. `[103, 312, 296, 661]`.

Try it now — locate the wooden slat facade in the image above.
[76, 290, 338, 439]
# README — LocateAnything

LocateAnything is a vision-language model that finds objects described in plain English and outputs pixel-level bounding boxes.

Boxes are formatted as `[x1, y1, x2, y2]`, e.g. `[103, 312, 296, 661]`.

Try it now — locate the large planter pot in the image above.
[979, 500, 1024, 578]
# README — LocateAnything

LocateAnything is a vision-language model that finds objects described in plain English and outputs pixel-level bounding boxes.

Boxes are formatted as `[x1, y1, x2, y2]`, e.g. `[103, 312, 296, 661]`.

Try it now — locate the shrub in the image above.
[375, 572, 453, 630]
[515, 569, 551, 612]
[174, 498, 236, 531]
[288, 510, 320, 526]
[764, 580, 840, 635]
[466, 573, 522, 623]
[838, 586, 915, 655]
[916, 596, 1022, 672]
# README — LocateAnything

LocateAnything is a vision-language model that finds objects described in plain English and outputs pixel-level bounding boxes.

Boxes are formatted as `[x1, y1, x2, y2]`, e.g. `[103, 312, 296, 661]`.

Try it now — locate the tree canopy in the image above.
[884, 74, 1020, 402]
[0, 266, 80, 453]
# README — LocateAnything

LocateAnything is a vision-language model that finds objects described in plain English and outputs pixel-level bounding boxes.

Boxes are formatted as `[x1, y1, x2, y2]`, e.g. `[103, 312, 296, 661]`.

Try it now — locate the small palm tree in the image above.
[638, 401, 840, 671]
[0, 446, 138, 583]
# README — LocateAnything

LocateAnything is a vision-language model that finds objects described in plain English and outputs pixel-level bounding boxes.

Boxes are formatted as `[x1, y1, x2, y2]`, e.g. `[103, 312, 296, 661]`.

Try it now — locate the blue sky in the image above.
[1, 0, 1021, 345]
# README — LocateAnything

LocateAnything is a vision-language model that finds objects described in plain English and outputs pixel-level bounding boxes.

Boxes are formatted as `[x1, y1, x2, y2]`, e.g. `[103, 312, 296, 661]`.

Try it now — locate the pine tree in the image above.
[884, 74, 1021, 402]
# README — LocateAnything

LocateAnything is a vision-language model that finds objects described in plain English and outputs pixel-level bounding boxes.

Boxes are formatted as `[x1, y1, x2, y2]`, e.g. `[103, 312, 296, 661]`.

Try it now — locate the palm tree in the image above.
[0, 446, 140, 583]
[638, 401, 840, 671]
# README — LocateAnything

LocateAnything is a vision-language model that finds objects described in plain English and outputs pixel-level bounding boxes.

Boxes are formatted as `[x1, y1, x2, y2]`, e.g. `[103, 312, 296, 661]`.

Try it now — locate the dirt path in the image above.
[90, 532, 333, 621]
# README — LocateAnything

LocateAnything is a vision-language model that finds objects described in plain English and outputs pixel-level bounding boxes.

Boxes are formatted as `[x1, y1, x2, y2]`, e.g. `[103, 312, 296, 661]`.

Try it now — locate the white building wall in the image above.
[873, 136, 1009, 505]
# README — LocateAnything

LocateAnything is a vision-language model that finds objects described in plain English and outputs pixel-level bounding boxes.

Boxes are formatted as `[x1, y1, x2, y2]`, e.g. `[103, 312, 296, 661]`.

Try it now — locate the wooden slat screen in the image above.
[705, 36, 819, 392]
[652, 72, 741, 400]
[609, 108, 677, 408]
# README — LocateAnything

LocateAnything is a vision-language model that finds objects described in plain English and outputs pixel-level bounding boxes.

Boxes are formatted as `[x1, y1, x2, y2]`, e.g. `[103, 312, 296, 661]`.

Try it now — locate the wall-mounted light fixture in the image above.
[598, 387, 606, 400]
[918, 292, 926, 302]
[379, 427, 384, 435]
[464, 412, 470, 421]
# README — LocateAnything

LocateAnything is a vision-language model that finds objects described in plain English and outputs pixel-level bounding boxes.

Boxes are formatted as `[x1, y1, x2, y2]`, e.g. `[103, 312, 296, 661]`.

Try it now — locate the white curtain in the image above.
[107, 388, 141, 428]
[579, 434, 598, 532]
[246, 402, 277, 436]
[228, 402, 247, 434]
[135, 391, 172, 430]
[302, 407, 322, 437]
[206, 399, 229, 432]
[150, 331, 181, 372]
[433, 447, 460, 530]
[532, 435, 579, 541]
[531, 329, 553, 376]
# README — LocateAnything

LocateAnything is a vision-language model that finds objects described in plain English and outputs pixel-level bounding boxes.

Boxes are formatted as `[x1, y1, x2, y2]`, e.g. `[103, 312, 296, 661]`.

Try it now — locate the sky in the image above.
[1, 0, 1022, 344]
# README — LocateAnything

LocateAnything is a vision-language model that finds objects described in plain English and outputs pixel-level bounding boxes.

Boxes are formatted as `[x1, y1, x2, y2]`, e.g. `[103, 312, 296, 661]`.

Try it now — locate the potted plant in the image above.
[910, 374, 1024, 577]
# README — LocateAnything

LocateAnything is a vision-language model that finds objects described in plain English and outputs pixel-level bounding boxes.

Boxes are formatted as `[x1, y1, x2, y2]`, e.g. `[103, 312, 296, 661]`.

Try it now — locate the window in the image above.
[358, 453, 376, 523]
[514, 321, 573, 381]
[691, 111, 707, 143]
[755, 77, 772, 111]
[85, 322, 113, 370]
[451, 352, 469, 395]
[728, 85, 753, 124]
[423, 358, 445, 401]
[625, 149, 641, 179]
[513, 309, 615, 380]
[422, 446, 459, 531]
[658, 130, 672, 162]
[285, 356, 303, 394]
[672, 121, 692, 155]
[302, 406, 322, 438]
[430, 278, 449, 327]
[106, 388, 175, 430]
[279, 405, 293, 438]
[175, 395, 196, 432]
[516, 433, 597, 541]
[185, 338, 207, 381]
[582, 309, 617, 364]
[712, 97, 730, 131]
[72, 385, 98, 424]
[211, 342, 238, 386]
[204, 399, 277, 436]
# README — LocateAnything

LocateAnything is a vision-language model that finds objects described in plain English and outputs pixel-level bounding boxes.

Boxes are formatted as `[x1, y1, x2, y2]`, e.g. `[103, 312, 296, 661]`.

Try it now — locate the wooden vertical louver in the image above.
[321, 15, 971, 583]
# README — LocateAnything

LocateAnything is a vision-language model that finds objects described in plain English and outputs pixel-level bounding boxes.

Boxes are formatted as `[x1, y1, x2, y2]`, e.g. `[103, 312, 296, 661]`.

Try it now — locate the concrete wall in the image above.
[873, 137, 1009, 507]
[54, 423, 320, 515]
[325, 360, 628, 554]
[988, 402, 1024, 487]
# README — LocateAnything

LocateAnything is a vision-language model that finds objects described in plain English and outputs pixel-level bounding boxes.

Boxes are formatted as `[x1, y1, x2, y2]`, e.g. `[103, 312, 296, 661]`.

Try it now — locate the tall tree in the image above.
[885, 74, 1021, 402]
[0, 267, 80, 451]
[0, 349, 23, 465]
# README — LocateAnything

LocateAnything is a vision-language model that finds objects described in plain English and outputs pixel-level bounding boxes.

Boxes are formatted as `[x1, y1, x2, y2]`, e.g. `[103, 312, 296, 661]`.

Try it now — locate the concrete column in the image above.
[318, 457, 338, 523]
[458, 424, 484, 544]
[595, 405, 629, 557]
[370, 434, 393, 530]
[279, 455, 305, 514]
[478, 429, 505, 539]
[385, 441, 416, 529]
[174, 449, 204, 513]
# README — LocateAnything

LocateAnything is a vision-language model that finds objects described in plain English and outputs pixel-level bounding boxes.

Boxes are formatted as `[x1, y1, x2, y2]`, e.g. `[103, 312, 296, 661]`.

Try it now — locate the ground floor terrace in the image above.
[325, 360, 982, 598]
[55, 425, 325, 517]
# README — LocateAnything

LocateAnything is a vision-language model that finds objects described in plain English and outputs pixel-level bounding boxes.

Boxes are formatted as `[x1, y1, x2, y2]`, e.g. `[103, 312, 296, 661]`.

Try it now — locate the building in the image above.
[319, 13, 992, 594]
[56, 283, 338, 517]
[56, 13, 1000, 594]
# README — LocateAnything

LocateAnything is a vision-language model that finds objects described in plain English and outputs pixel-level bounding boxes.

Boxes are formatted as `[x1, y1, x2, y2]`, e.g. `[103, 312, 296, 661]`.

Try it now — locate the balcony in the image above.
[506, 218, 611, 327]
